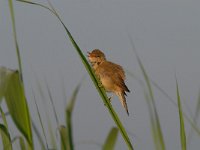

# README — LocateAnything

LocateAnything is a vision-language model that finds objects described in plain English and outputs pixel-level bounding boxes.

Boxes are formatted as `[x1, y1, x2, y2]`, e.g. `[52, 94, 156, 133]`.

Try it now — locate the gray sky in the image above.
[1, 0, 200, 149]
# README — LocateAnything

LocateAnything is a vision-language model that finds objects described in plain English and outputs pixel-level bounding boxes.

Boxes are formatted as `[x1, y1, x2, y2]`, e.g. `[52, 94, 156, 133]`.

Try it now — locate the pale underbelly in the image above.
[101, 78, 116, 92]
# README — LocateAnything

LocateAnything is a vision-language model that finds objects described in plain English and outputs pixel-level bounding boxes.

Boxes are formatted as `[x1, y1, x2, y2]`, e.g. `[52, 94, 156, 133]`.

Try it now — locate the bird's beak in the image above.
[87, 51, 91, 57]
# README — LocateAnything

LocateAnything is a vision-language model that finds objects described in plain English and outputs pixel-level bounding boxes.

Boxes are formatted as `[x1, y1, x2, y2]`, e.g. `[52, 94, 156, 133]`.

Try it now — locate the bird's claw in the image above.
[98, 82, 103, 88]
[104, 97, 112, 106]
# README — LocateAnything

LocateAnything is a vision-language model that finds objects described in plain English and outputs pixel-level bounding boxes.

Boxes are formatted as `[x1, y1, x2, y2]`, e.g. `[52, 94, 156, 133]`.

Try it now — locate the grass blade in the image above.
[17, 1, 134, 149]
[34, 76, 57, 149]
[129, 37, 165, 150]
[4, 70, 32, 148]
[32, 90, 49, 150]
[59, 125, 68, 150]
[7, 0, 33, 146]
[102, 127, 119, 150]
[8, 0, 23, 81]
[0, 107, 8, 129]
[176, 79, 187, 150]
[31, 121, 46, 150]
[0, 124, 12, 150]
[128, 71, 200, 137]
[11, 136, 27, 150]
[18, 136, 26, 150]
[45, 80, 59, 126]
[0, 67, 33, 148]
[0, 67, 13, 102]
[65, 81, 82, 150]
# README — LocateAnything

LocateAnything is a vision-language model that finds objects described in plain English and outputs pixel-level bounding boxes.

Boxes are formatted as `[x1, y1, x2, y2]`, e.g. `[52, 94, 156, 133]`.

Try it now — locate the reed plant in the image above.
[0, 0, 200, 150]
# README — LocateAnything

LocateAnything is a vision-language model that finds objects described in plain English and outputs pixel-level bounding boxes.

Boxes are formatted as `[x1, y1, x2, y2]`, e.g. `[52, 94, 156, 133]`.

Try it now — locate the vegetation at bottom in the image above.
[0, 0, 200, 149]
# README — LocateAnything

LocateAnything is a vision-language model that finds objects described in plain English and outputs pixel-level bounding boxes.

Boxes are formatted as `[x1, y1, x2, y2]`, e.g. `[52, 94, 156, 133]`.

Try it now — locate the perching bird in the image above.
[87, 49, 130, 115]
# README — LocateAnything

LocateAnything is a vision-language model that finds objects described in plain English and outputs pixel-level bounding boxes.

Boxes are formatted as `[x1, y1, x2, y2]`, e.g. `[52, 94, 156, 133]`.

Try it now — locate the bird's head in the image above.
[87, 49, 106, 65]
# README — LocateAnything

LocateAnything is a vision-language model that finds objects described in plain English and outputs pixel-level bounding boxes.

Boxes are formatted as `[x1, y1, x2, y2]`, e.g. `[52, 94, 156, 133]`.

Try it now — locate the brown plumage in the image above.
[87, 49, 130, 115]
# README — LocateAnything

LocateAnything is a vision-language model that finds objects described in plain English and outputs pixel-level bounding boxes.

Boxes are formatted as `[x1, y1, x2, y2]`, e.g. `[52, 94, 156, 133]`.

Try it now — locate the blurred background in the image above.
[1, 0, 200, 149]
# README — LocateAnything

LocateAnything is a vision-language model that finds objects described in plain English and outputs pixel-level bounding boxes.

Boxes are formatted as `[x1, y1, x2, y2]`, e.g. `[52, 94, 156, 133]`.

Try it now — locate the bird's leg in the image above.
[104, 95, 113, 106]
[98, 81, 103, 88]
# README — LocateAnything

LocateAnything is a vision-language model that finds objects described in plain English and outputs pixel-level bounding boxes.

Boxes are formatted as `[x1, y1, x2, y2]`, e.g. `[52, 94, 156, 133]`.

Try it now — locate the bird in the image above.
[87, 49, 130, 116]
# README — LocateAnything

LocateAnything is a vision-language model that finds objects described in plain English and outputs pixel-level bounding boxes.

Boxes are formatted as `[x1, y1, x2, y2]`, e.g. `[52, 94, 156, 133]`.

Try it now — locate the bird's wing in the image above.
[97, 61, 130, 92]
[106, 61, 126, 80]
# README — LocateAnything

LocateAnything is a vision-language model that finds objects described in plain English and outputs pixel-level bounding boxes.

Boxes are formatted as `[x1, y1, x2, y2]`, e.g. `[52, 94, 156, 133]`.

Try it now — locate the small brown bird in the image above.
[87, 49, 130, 115]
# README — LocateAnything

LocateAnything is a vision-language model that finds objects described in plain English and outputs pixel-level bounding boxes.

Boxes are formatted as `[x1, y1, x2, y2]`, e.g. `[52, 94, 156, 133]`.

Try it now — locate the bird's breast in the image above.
[100, 76, 116, 92]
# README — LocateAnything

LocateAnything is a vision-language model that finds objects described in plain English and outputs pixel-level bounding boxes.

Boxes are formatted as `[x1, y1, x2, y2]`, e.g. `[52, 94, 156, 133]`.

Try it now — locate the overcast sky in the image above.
[1, 0, 200, 149]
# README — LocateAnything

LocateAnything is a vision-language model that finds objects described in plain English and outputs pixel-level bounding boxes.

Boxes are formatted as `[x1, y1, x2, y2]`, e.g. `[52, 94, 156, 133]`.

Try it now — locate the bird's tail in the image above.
[116, 92, 129, 116]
